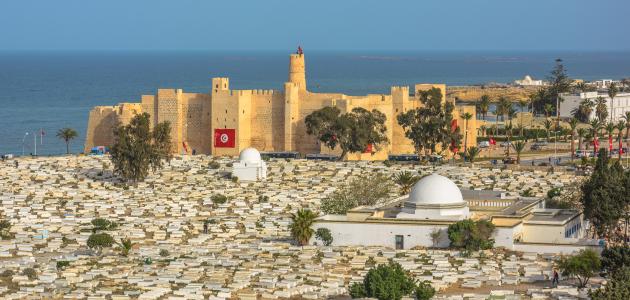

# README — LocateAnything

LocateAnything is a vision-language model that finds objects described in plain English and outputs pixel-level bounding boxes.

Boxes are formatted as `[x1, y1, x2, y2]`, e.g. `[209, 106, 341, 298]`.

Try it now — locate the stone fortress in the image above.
[85, 49, 477, 160]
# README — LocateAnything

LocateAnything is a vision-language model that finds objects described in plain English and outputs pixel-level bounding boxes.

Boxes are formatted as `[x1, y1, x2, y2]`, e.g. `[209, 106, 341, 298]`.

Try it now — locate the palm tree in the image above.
[606, 122, 615, 153]
[595, 97, 608, 123]
[544, 103, 554, 118]
[569, 118, 578, 160]
[118, 238, 134, 257]
[571, 98, 595, 123]
[621, 78, 630, 92]
[623, 112, 630, 152]
[462, 112, 473, 151]
[589, 119, 601, 150]
[289, 209, 317, 246]
[479, 95, 491, 121]
[544, 119, 553, 142]
[616, 121, 626, 160]
[56, 128, 79, 154]
[512, 141, 526, 164]
[577, 128, 586, 151]
[393, 171, 420, 195]
[479, 125, 487, 137]
[498, 97, 511, 122]
[505, 124, 513, 157]
[608, 82, 618, 123]
[466, 146, 480, 165]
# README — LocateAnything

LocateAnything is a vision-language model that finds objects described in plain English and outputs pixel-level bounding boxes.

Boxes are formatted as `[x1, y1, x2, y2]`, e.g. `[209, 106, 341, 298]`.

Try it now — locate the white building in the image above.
[312, 174, 593, 253]
[559, 91, 630, 122]
[231, 147, 267, 181]
[514, 75, 544, 86]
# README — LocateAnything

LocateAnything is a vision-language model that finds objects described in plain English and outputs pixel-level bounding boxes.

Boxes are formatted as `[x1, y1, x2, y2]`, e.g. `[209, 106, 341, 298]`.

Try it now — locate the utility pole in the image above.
[34, 132, 37, 156]
[22, 132, 29, 156]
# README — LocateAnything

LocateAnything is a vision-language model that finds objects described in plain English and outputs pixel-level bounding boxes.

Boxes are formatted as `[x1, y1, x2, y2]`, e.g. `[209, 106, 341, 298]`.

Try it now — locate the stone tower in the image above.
[288, 51, 306, 90]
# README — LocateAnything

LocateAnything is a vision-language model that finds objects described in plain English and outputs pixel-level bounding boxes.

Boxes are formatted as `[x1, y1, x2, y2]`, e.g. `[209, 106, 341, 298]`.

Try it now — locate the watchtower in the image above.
[288, 48, 306, 90]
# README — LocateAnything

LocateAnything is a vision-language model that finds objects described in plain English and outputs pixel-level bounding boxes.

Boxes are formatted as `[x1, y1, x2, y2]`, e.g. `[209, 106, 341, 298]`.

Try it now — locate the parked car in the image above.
[530, 142, 547, 150]
[500, 141, 512, 147]
[478, 141, 490, 148]
[575, 150, 593, 158]
[503, 157, 517, 164]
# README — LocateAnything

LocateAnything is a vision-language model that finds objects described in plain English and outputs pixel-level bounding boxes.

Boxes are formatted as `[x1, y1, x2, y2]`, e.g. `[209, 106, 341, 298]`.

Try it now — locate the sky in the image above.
[1, 0, 629, 52]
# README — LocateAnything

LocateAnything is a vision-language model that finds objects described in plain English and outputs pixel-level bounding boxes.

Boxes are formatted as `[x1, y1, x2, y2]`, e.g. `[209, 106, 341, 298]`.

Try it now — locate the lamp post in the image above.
[21, 132, 29, 156]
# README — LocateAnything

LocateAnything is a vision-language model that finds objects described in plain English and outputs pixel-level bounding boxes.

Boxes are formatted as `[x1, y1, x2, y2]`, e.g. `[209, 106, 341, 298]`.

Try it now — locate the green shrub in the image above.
[557, 249, 601, 288]
[87, 233, 114, 251]
[90, 218, 117, 232]
[315, 228, 333, 246]
[321, 174, 392, 214]
[22, 268, 37, 280]
[601, 246, 630, 274]
[211, 194, 228, 204]
[415, 281, 436, 300]
[447, 219, 495, 251]
[56, 261, 70, 269]
[208, 161, 220, 169]
[589, 267, 630, 299]
[159, 249, 170, 257]
[350, 261, 417, 300]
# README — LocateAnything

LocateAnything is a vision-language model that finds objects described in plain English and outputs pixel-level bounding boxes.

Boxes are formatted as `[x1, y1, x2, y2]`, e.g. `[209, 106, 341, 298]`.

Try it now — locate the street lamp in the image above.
[21, 132, 29, 156]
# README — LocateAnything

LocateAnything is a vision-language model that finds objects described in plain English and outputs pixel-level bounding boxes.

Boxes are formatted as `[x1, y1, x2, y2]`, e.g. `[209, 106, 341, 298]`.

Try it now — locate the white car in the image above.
[478, 141, 490, 148]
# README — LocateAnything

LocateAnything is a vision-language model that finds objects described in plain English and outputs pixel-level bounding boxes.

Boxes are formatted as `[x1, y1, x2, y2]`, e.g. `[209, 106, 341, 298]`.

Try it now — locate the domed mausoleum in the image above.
[231, 147, 267, 181]
[311, 172, 587, 253]
[398, 174, 469, 220]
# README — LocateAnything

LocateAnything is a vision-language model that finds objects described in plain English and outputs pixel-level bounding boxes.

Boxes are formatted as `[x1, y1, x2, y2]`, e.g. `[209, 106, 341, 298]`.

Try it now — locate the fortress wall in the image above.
[250, 91, 284, 151]
[156, 89, 183, 153]
[211, 82, 242, 157]
[83, 103, 142, 153]
[181, 92, 212, 154]
[237, 91, 253, 152]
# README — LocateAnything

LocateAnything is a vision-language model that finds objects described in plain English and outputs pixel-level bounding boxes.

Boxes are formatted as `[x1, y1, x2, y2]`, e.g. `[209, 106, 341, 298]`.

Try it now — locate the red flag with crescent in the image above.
[214, 129, 236, 148]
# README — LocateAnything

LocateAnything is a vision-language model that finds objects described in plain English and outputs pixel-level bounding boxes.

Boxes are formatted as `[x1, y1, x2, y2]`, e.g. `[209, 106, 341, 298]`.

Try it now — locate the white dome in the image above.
[239, 147, 262, 163]
[408, 174, 464, 205]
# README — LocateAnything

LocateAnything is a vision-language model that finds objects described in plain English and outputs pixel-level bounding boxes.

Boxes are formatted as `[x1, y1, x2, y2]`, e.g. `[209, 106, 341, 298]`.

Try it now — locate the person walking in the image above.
[552, 269, 559, 288]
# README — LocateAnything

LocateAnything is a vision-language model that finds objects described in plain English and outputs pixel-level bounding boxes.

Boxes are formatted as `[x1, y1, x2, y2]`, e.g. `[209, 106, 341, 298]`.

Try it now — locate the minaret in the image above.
[288, 47, 306, 90]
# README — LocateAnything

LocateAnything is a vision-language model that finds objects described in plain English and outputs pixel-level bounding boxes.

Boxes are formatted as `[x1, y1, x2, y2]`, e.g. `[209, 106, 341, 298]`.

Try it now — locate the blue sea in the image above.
[1, 50, 629, 156]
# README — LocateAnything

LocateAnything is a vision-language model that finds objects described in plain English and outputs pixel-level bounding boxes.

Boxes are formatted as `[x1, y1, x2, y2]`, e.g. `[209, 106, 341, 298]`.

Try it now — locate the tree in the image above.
[479, 95, 491, 121]
[289, 209, 317, 246]
[577, 128, 586, 151]
[56, 128, 78, 154]
[547, 58, 572, 118]
[572, 98, 595, 123]
[617, 121, 626, 160]
[605, 122, 615, 154]
[580, 149, 629, 239]
[544, 119, 553, 142]
[601, 246, 630, 274]
[305, 106, 388, 160]
[623, 112, 630, 152]
[87, 232, 115, 252]
[447, 219, 495, 251]
[462, 112, 473, 152]
[557, 249, 601, 289]
[110, 113, 173, 182]
[392, 171, 420, 195]
[466, 146, 480, 165]
[91, 218, 117, 232]
[321, 174, 392, 214]
[315, 227, 333, 246]
[415, 281, 436, 300]
[512, 140, 526, 164]
[608, 82, 618, 123]
[118, 238, 134, 257]
[397, 87, 461, 157]
[349, 261, 418, 300]
[590, 267, 630, 300]
[596, 97, 609, 123]
[569, 118, 578, 160]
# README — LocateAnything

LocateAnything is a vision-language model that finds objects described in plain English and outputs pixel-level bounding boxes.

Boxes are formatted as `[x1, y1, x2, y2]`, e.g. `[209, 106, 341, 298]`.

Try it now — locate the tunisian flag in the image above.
[214, 129, 236, 148]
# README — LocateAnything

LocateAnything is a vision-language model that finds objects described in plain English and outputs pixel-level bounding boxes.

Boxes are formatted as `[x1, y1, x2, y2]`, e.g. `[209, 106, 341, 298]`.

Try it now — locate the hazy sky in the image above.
[1, 0, 629, 51]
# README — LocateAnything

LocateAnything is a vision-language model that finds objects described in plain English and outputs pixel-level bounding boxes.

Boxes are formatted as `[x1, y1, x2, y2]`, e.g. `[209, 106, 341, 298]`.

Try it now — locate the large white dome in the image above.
[239, 147, 262, 163]
[408, 173, 464, 205]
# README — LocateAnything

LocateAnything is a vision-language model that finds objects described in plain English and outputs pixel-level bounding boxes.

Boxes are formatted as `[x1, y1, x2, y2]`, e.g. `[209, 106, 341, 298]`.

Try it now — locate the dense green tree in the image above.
[589, 267, 630, 300]
[349, 261, 418, 300]
[595, 97, 609, 123]
[87, 232, 115, 252]
[305, 106, 388, 160]
[392, 171, 420, 195]
[91, 218, 117, 232]
[447, 219, 495, 251]
[572, 98, 595, 123]
[601, 246, 630, 274]
[397, 87, 461, 157]
[321, 174, 392, 214]
[56, 128, 79, 154]
[545, 58, 572, 117]
[580, 149, 629, 238]
[315, 227, 333, 246]
[110, 113, 172, 183]
[289, 209, 317, 246]
[557, 249, 601, 289]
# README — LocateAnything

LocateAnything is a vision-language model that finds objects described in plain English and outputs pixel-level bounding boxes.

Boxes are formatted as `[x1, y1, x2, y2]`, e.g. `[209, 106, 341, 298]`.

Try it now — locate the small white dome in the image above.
[239, 147, 262, 163]
[408, 174, 464, 205]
